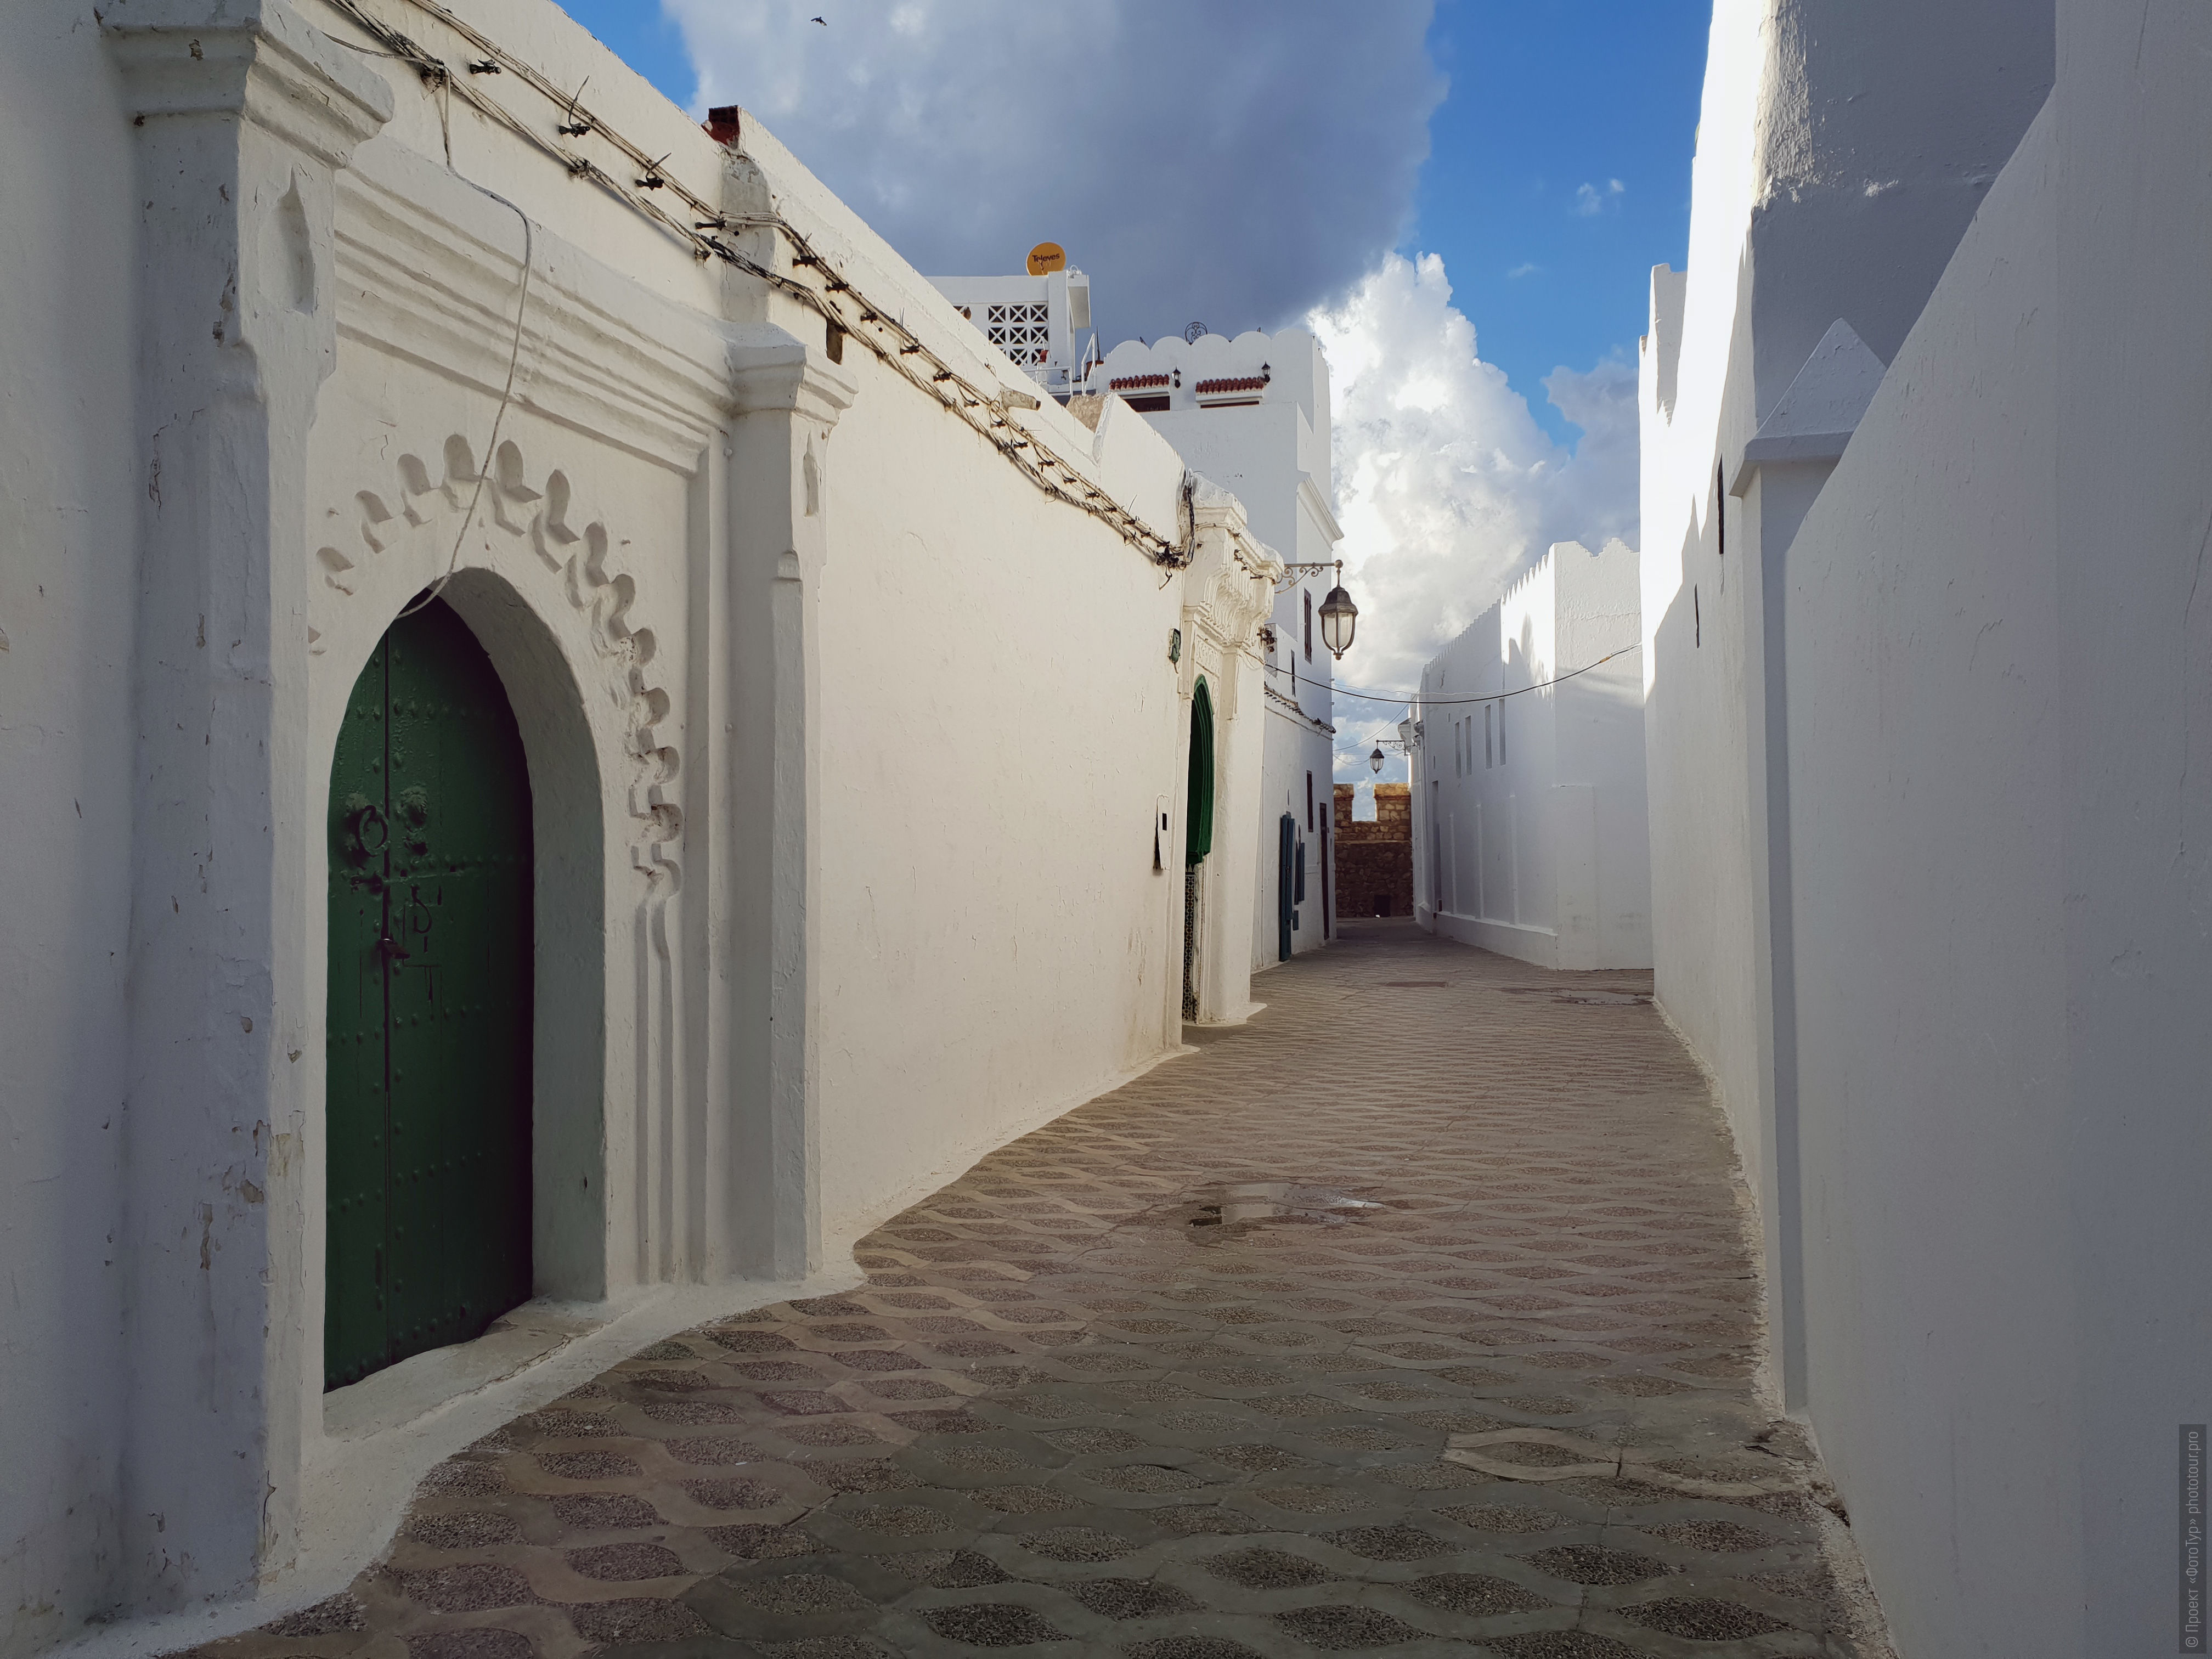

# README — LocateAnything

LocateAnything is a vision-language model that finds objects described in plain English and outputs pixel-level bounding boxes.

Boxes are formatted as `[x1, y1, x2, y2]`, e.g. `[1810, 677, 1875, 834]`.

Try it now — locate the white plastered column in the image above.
[1178, 484, 1283, 1025]
[1725, 320, 1887, 1411]
[721, 339, 857, 1280]
[106, 0, 392, 1610]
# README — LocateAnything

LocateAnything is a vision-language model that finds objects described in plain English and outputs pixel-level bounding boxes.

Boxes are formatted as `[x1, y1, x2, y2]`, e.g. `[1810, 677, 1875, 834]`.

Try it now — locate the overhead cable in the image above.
[314, 0, 1186, 567]
[1311, 644, 1645, 711]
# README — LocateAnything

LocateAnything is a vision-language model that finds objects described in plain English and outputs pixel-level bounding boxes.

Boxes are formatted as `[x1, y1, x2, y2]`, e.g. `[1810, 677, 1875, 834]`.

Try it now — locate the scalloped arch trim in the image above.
[314, 435, 680, 876]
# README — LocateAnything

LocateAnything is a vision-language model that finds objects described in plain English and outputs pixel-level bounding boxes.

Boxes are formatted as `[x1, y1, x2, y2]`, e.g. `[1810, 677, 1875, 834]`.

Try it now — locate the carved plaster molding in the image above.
[1180, 480, 1284, 692]
[730, 342, 861, 429]
[334, 153, 731, 473]
[106, 0, 393, 166]
[312, 435, 681, 880]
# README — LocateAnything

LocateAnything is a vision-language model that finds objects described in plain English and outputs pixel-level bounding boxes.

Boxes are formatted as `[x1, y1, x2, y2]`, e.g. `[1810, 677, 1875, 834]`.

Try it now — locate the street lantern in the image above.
[1319, 583, 1358, 658]
[1370, 746, 1385, 774]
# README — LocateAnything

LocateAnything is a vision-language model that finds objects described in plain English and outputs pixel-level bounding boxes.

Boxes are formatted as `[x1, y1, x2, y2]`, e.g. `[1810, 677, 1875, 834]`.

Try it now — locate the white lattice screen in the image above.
[986, 301, 1051, 363]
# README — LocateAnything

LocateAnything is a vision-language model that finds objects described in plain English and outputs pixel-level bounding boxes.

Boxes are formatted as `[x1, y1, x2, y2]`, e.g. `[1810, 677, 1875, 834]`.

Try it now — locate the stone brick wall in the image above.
[1333, 783, 1413, 918]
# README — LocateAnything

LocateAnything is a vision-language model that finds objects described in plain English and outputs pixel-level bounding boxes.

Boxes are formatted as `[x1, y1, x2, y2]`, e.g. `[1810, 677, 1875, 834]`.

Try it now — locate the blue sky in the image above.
[1418, 0, 1707, 437]
[555, 2, 1704, 440]
[550, 2, 1707, 772]
[556, 2, 692, 110]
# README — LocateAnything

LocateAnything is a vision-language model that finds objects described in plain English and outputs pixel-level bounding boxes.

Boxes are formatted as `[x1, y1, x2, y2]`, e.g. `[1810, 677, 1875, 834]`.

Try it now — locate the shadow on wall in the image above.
[1641, 557, 1779, 1369]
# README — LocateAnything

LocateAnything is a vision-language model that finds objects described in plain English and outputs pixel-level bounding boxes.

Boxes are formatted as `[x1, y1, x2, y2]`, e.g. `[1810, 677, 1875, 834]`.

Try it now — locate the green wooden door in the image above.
[325, 598, 534, 1391]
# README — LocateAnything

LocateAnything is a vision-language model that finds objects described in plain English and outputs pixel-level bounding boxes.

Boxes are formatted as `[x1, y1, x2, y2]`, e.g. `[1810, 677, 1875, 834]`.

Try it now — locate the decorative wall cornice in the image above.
[729, 339, 860, 427]
[106, 0, 393, 165]
[334, 145, 735, 473]
[1180, 479, 1284, 663]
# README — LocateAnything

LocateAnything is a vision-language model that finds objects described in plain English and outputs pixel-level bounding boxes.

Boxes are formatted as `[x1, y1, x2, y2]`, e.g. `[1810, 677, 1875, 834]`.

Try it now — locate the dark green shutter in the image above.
[1185, 679, 1215, 865]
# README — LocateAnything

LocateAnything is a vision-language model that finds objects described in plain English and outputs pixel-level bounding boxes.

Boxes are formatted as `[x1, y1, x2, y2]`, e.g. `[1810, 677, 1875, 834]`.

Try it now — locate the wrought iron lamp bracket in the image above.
[1273, 558, 1341, 594]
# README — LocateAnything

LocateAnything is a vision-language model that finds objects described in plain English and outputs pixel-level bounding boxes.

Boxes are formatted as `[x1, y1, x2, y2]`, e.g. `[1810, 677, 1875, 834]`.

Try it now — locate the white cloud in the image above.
[1307, 253, 1638, 777]
[659, 10, 1639, 786]
[1505, 261, 1540, 279]
[1572, 177, 1626, 216]
[664, 0, 1446, 346]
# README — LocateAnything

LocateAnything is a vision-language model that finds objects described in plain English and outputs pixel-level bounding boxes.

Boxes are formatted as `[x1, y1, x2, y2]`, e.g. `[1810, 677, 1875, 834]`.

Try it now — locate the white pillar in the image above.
[723, 340, 856, 1280]
[106, 0, 390, 1610]
[1180, 484, 1282, 1024]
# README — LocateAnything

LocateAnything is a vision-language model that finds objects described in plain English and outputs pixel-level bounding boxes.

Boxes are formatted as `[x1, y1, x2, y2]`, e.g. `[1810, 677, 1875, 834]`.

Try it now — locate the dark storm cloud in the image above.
[667, 0, 1444, 346]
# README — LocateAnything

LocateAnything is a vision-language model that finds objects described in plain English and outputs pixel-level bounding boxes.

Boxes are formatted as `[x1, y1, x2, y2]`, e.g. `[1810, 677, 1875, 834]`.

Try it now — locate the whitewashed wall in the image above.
[1412, 541, 1647, 970]
[1759, 5, 2212, 1649]
[1630, 0, 2212, 1653]
[1096, 330, 1344, 970]
[1773, 108, 2068, 1657]
[1640, 0, 2053, 1406]
[0, 5, 143, 1647]
[807, 335, 1198, 1242]
[0, 0, 1277, 1649]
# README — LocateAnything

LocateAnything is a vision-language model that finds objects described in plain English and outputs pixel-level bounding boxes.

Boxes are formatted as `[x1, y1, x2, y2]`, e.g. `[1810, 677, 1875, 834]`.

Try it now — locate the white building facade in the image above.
[1411, 540, 1650, 970]
[1641, 2, 2212, 1652]
[927, 266, 1096, 400]
[1090, 329, 1345, 974]
[0, 1, 1284, 1650]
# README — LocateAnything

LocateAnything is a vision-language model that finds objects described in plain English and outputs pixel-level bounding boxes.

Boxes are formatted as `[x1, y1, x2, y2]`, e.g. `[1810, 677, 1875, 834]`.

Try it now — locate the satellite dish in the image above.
[1026, 242, 1066, 275]
[1183, 321, 1207, 343]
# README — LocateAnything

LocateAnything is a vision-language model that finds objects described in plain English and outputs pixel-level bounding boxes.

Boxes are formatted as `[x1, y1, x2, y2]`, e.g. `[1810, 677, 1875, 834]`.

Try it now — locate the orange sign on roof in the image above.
[1026, 242, 1066, 276]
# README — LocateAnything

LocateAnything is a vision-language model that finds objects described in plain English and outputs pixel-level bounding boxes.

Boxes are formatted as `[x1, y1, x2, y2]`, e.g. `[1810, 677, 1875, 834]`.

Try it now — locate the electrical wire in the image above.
[312, 1, 1643, 684]
[1273, 642, 1645, 713]
[393, 187, 532, 620]
[312, 0, 1188, 567]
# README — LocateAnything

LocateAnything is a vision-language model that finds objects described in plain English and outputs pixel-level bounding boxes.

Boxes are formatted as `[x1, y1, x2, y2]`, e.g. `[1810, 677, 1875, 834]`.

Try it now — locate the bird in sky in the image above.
[811, 14, 826, 22]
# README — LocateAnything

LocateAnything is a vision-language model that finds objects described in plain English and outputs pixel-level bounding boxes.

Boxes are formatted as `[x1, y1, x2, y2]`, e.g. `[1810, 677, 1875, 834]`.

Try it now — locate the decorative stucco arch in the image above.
[306, 431, 682, 879]
[1172, 481, 1284, 1026]
[301, 435, 691, 1409]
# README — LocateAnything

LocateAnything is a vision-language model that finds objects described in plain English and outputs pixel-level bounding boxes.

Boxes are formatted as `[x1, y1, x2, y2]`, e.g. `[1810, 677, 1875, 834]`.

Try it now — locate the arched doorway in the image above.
[1182, 679, 1214, 1020]
[325, 597, 535, 1390]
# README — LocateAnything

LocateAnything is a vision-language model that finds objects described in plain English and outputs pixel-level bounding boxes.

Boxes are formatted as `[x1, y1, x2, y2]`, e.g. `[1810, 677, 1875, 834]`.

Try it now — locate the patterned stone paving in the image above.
[205, 919, 1889, 1658]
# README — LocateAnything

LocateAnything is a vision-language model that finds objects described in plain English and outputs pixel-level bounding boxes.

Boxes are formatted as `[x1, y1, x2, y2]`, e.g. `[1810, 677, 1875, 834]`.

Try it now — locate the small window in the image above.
[1485, 705, 1493, 768]
[1499, 702, 1508, 765]
[1306, 771, 1314, 832]
[1304, 591, 1313, 660]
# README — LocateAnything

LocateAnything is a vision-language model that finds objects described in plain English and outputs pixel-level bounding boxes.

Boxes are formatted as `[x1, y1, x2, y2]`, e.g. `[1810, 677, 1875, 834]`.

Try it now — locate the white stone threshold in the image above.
[55, 1267, 864, 1659]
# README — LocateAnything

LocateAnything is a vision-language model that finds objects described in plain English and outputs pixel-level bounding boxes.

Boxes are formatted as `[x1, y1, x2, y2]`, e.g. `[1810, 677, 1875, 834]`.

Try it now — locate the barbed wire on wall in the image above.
[315, 0, 1188, 568]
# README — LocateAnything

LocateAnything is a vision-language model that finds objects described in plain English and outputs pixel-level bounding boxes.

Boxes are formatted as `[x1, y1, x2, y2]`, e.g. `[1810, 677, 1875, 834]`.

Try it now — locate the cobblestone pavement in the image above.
[218, 919, 1886, 1659]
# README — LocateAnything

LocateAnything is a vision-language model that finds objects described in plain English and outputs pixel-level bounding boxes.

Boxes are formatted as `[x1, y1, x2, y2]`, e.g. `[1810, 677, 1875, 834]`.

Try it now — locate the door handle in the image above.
[379, 934, 412, 964]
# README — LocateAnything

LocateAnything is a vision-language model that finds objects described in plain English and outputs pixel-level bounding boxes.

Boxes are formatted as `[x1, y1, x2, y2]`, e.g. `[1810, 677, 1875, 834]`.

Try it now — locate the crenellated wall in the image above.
[1413, 540, 1649, 970]
[1334, 783, 1413, 918]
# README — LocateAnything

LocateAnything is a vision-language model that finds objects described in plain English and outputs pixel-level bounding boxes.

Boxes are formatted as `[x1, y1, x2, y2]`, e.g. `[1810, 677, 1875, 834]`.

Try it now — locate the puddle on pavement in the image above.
[1178, 1181, 1385, 1242]
[1498, 985, 1651, 1006]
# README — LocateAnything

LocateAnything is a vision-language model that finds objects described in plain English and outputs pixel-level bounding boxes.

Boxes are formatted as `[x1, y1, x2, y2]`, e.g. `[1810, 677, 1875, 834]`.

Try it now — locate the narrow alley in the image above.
[203, 922, 1883, 1659]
